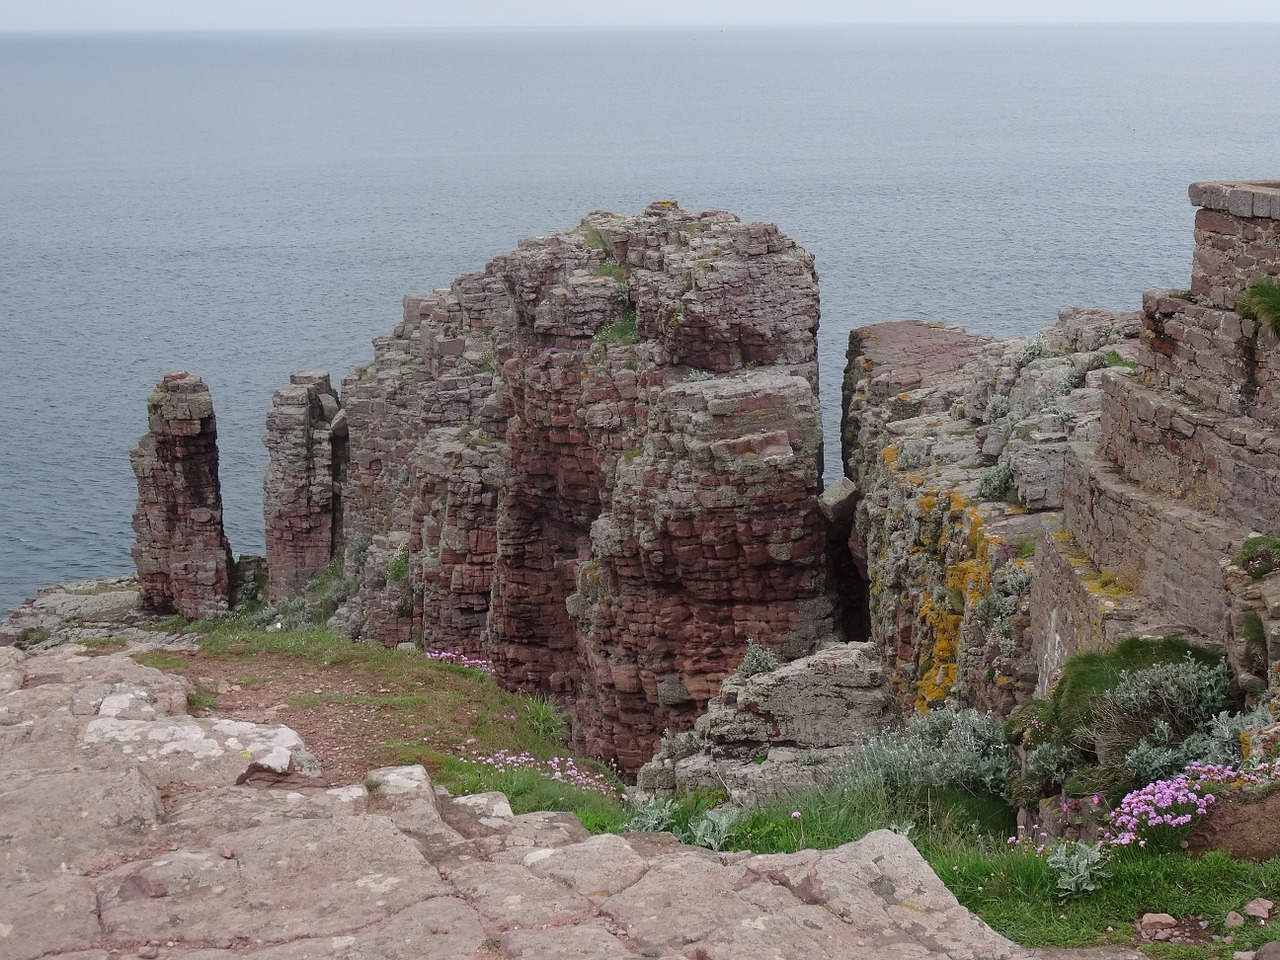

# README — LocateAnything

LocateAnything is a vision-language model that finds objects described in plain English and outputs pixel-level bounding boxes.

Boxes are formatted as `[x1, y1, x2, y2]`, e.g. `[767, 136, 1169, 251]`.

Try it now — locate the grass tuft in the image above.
[1236, 281, 1280, 336]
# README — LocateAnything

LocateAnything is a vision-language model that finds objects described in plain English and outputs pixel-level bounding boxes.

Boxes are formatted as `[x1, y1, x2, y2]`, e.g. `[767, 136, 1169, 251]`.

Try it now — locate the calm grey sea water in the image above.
[2, 25, 1278, 613]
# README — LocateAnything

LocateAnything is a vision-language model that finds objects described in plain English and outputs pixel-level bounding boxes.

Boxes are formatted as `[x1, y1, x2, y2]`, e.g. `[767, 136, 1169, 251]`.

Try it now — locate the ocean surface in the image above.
[2, 25, 1278, 613]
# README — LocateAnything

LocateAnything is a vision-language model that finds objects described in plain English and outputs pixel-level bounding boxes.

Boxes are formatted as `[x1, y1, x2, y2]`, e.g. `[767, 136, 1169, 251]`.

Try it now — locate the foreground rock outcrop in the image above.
[0, 592, 1090, 960]
[260, 203, 840, 770]
[129, 372, 233, 620]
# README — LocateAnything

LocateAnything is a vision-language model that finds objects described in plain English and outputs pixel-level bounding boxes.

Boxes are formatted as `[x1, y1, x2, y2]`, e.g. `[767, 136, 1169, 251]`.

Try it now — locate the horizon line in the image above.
[2, 19, 1279, 35]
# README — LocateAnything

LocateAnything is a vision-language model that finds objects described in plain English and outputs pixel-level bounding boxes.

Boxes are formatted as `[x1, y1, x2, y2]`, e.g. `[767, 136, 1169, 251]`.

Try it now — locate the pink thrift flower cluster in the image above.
[460, 747, 619, 799]
[423, 649, 495, 674]
[1006, 823, 1052, 855]
[1104, 760, 1280, 850]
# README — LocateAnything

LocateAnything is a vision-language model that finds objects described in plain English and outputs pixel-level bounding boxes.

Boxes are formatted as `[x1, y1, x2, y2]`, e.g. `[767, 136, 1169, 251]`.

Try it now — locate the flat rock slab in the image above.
[0, 637, 1123, 960]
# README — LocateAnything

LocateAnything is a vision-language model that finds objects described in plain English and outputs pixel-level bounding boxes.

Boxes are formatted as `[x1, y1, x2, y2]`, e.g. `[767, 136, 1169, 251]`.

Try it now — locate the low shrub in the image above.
[978, 465, 1015, 501]
[1234, 535, 1280, 579]
[845, 704, 1012, 797]
[14, 625, 50, 649]
[386, 544, 410, 582]
[1012, 336, 1049, 369]
[737, 641, 781, 678]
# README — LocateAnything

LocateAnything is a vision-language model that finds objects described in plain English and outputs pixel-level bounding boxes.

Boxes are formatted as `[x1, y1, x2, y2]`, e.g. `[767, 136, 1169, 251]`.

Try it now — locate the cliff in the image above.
[261, 202, 840, 770]
[116, 181, 1280, 798]
[838, 180, 1280, 730]
[640, 180, 1280, 798]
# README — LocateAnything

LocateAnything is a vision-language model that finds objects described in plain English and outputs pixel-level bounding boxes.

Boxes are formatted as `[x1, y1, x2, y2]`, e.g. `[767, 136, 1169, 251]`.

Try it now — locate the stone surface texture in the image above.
[813, 182, 1280, 731]
[265, 202, 837, 770]
[837, 313, 1139, 719]
[637, 642, 891, 801]
[1031, 187, 1280, 698]
[262, 371, 345, 602]
[129, 372, 233, 620]
[1188, 180, 1280, 308]
[0, 614, 1087, 960]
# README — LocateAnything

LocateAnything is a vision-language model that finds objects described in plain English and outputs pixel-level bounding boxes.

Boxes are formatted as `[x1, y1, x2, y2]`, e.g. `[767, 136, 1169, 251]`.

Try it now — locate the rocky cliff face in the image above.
[262, 202, 838, 769]
[1032, 180, 1280, 696]
[262, 371, 345, 602]
[837, 180, 1280, 718]
[129, 371, 233, 620]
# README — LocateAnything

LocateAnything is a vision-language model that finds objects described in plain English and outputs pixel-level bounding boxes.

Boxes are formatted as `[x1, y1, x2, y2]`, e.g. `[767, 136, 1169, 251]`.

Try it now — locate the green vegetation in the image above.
[594, 259, 628, 280]
[595, 310, 638, 348]
[978, 464, 1015, 501]
[79, 635, 129, 655]
[1241, 612, 1266, 647]
[1102, 350, 1141, 371]
[736, 641, 782, 678]
[134, 649, 193, 672]
[386, 544, 410, 582]
[579, 224, 609, 251]
[131, 613, 619, 810]
[186, 683, 219, 713]
[1236, 280, 1280, 336]
[14, 626, 50, 649]
[1235, 535, 1280, 579]
[1008, 636, 1241, 801]
[1015, 535, 1038, 559]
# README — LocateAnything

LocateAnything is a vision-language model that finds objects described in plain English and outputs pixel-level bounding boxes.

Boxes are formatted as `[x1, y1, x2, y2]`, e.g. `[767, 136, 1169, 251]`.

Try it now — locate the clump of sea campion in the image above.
[1103, 760, 1280, 852]
[459, 747, 619, 799]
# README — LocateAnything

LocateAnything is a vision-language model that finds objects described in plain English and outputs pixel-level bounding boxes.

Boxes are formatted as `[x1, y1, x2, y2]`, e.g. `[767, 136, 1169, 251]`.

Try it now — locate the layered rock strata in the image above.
[129, 372, 233, 620]
[262, 371, 345, 602]
[835, 311, 1141, 719]
[816, 180, 1280, 719]
[1031, 180, 1280, 694]
[0, 604, 1067, 960]
[263, 203, 838, 769]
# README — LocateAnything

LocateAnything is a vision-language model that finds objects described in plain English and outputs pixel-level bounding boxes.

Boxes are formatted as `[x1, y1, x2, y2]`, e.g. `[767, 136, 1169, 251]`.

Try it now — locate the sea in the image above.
[2, 24, 1278, 614]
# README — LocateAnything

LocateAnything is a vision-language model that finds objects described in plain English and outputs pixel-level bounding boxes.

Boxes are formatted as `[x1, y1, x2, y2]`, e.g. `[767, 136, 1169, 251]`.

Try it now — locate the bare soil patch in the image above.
[138, 648, 504, 787]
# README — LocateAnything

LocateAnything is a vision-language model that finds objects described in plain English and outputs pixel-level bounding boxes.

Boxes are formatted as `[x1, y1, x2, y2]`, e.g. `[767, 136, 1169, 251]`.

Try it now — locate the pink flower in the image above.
[791, 810, 802, 819]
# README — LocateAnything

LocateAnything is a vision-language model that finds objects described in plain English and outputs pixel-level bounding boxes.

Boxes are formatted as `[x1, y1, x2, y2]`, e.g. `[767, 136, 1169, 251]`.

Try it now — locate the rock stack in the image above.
[262, 370, 344, 602]
[262, 203, 839, 769]
[129, 371, 233, 620]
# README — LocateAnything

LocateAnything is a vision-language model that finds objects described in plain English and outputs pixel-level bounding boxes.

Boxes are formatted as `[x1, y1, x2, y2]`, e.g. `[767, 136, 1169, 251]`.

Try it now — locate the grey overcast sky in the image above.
[3, 0, 1280, 32]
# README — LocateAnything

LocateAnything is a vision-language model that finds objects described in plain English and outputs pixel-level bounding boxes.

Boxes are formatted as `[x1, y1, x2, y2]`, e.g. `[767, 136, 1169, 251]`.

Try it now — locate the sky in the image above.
[2, 0, 1280, 32]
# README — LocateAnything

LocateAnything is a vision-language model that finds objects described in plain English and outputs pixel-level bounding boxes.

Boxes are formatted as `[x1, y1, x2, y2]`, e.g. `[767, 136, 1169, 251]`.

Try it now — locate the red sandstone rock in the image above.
[262, 371, 343, 602]
[280, 202, 833, 769]
[129, 371, 233, 619]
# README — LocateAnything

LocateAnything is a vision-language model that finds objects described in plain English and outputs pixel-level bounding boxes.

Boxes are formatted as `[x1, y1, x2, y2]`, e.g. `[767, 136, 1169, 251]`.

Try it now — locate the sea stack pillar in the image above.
[262, 370, 343, 602]
[129, 371, 234, 619]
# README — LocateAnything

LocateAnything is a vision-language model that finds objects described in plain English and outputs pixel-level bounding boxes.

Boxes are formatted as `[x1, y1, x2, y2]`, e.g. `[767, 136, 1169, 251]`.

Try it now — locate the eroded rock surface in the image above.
[637, 642, 891, 801]
[262, 202, 837, 770]
[129, 372, 233, 620]
[262, 371, 345, 602]
[1, 627, 1062, 960]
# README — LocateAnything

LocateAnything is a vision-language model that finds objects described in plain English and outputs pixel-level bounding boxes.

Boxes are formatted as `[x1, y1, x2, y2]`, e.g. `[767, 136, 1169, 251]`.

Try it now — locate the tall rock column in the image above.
[263, 371, 344, 601]
[129, 371, 233, 619]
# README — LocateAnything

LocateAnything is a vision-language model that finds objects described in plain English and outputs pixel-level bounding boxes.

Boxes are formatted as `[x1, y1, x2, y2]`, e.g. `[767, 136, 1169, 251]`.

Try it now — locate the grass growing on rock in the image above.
[130, 618, 622, 808]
